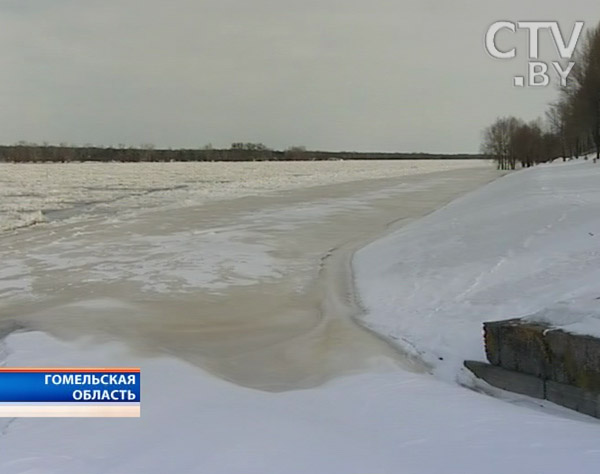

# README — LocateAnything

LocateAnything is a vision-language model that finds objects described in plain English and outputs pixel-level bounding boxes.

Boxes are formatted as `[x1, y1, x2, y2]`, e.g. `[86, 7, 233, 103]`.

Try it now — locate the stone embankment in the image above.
[466, 318, 600, 418]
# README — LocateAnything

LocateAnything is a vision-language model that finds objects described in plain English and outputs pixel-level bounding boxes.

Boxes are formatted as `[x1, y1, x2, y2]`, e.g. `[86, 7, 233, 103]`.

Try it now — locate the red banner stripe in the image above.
[0, 368, 140, 373]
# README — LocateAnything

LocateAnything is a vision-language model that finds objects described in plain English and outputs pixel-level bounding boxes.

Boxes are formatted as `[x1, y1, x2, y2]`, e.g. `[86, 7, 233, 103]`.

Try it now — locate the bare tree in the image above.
[481, 117, 521, 170]
[558, 22, 600, 161]
[546, 101, 568, 161]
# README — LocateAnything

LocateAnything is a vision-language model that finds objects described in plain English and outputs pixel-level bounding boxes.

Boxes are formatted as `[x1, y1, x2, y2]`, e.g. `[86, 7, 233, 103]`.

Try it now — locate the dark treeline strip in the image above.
[482, 21, 600, 170]
[0, 146, 484, 163]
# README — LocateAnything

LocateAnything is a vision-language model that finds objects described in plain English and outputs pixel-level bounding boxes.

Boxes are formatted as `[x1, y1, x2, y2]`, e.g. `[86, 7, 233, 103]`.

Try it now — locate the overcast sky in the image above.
[0, 0, 598, 153]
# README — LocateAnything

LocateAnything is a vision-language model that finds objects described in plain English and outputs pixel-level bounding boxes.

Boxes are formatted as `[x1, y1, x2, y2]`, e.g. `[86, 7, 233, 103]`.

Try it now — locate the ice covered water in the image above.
[0, 161, 498, 391]
[0, 160, 486, 232]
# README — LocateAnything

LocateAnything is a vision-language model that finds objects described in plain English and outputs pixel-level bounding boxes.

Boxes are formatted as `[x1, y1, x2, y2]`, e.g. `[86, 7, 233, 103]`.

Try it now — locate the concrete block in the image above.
[484, 319, 549, 377]
[546, 380, 600, 418]
[544, 330, 600, 391]
[483, 321, 501, 366]
[464, 360, 545, 399]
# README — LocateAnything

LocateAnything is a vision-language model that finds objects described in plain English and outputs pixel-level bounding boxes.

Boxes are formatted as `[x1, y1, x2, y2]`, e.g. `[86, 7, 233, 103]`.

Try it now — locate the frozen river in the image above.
[0, 160, 497, 390]
[0, 160, 487, 232]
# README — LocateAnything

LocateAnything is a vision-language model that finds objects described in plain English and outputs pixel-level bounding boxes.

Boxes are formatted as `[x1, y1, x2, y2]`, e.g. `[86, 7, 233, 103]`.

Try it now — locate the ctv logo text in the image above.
[485, 21, 585, 87]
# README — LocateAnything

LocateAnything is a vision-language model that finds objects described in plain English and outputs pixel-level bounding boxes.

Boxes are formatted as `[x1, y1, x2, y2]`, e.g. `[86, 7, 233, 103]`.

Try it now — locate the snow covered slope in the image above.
[2, 330, 600, 474]
[355, 159, 600, 381]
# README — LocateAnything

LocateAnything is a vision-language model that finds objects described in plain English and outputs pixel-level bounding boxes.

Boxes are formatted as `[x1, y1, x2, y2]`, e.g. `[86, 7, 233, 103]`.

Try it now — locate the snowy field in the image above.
[2, 159, 600, 473]
[0, 159, 481, 232]
[2, 330, 599, 474]
[355, 158, 600, 381]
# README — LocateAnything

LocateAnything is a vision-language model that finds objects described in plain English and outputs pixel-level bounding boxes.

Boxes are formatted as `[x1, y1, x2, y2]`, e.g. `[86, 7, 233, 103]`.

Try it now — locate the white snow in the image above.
[1, 330, 600, 474]
[524, 299, 600, 338]
[355, 159, 600, 380]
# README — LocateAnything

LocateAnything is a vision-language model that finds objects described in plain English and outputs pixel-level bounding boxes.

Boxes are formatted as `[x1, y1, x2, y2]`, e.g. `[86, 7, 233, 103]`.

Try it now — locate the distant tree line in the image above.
[0, 142, 484, 163]
[482, 21, 600, 169]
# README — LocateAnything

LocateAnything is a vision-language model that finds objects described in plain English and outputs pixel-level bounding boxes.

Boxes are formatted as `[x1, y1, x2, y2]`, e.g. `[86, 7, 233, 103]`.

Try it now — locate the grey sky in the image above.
[1, 0, 598, 153]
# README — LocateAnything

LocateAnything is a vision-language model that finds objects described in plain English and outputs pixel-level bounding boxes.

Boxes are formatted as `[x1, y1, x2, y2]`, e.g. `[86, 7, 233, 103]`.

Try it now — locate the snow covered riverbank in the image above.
[355, 159, 600, 383]
[2, 329, 600, 474]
